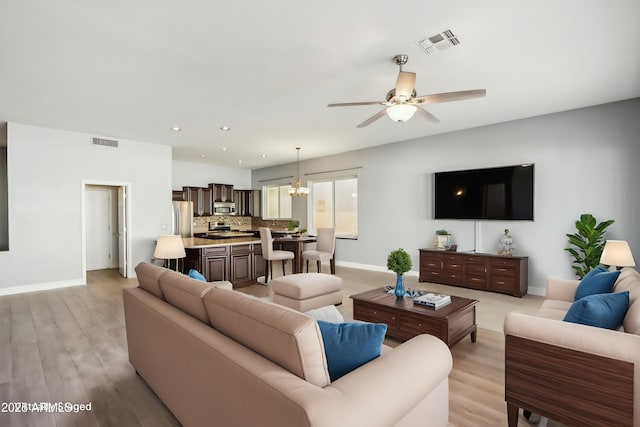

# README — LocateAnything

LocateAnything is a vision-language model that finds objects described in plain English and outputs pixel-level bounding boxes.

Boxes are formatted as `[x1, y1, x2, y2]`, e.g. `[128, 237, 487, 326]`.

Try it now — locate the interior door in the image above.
[85, 186, 113, 270]
[118, 186, 128, 277]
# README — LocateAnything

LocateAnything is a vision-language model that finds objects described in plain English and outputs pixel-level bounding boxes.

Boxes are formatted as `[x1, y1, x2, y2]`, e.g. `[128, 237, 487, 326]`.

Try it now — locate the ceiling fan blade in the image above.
[327, 101, 384, 107]
[356, 110, 387, 128]
[414, 107, 440, 124]
[413, 89, 486, 104]
[395, 71, 416, 101]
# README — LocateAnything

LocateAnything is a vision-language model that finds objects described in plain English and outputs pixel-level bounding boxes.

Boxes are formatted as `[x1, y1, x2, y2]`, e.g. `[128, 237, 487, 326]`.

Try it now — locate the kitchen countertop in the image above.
[182, 236, 260, 249]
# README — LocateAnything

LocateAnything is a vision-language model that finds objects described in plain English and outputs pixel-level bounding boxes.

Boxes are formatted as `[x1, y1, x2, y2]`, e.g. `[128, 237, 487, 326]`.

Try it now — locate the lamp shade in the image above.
[600, 240, 636, 267]
[154, 235, 186, 260]
[386, 104, 417, 122]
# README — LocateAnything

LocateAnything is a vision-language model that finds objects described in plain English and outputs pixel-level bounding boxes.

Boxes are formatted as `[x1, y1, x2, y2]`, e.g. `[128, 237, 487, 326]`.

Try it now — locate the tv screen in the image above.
[434, 164, 534, 220]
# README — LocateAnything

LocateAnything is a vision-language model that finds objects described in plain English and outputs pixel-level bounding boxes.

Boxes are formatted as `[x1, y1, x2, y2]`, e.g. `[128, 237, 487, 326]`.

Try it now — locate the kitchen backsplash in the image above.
[193, 216, 292, 233]
[193, 216, 252, 233]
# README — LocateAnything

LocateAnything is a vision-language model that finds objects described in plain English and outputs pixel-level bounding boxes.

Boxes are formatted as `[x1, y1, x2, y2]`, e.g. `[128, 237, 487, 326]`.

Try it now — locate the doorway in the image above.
[82, 181, 130, 280]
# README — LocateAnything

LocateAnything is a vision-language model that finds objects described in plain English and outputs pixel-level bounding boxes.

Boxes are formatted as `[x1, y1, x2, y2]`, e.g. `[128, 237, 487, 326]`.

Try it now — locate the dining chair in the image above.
[259, 227, 294, 283]
[302, 228, 336, 274]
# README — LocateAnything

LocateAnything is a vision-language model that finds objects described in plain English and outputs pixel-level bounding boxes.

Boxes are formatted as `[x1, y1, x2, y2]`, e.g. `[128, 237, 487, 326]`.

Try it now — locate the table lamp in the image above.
[154, 235, 186, 271]
[600, 240, 636, 270]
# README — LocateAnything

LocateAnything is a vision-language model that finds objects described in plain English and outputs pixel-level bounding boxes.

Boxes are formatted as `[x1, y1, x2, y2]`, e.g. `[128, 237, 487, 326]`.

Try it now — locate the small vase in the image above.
[394, 274, 405, 298]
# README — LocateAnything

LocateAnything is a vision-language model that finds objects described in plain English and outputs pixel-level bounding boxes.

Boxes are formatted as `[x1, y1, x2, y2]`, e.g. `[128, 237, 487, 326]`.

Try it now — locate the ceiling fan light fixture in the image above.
[386, 104, 417, 122]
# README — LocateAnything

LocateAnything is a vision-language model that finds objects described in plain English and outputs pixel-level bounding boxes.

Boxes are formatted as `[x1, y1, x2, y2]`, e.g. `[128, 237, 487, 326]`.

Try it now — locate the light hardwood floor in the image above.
[1, 266, 549, 426]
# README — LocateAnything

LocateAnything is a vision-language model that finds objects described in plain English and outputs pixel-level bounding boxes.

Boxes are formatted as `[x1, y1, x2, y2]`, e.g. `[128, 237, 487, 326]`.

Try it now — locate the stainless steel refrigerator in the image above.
[172, 201, 193, 237]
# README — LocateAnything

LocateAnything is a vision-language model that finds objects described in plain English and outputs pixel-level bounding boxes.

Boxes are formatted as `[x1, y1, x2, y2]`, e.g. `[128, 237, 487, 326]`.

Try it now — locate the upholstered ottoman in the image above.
[271, 273, 343, 312]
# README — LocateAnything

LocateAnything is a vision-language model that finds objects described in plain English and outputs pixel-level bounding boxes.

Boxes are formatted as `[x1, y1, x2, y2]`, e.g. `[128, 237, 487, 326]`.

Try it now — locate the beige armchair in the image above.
[302, 227, 336, 274]
[259, 227, 294, 283]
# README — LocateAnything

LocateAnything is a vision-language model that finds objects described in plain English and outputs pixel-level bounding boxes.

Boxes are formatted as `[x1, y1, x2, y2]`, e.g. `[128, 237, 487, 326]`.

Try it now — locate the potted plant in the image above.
[287, 220, 300, 232]
[565, 213, 614, 279]
[387, 248, 413, 298]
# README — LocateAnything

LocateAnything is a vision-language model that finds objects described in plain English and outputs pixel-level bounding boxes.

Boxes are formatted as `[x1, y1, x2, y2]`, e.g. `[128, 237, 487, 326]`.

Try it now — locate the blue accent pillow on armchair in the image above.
[563, 291, 629, 330]
[574, 266, 620, 301]
[188, 269, 206, 282]
[317, 320, 387, 381]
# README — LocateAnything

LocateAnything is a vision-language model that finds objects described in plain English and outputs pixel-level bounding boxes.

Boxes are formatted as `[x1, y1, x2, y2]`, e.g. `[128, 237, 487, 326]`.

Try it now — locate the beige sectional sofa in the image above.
[124, 263, 453, 427]
[504, 267, 640, 427]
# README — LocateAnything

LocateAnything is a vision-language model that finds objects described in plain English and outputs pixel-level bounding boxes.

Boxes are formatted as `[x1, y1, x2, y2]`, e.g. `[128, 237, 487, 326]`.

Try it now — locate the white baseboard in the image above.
[335, 260, 546, 296]
[0, 278, 85, 297]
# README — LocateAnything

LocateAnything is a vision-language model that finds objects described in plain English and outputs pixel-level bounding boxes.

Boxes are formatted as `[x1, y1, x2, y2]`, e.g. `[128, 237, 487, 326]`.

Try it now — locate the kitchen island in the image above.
[182, 236, 264, 288]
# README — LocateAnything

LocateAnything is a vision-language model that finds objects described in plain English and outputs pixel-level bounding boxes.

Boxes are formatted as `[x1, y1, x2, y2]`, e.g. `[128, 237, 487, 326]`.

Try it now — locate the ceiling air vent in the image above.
[416, 29, 460, 56]
[91, 137, 118, 148]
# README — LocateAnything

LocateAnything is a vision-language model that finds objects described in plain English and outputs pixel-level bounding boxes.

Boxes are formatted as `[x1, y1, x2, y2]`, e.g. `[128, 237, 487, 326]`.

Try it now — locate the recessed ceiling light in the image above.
[171, 126, 182, 131]
[220, 147, 228, 152]
[220, 126, 231, 131]
[200, 154, 206, 158]
[238, 160, 243, 164]
[260, 154, 267, 158]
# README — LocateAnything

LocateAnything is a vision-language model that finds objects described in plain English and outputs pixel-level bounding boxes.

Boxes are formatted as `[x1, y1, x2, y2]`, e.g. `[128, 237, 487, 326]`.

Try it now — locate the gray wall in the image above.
[252, 98, 640, 294]
[0, 123, 172, 293]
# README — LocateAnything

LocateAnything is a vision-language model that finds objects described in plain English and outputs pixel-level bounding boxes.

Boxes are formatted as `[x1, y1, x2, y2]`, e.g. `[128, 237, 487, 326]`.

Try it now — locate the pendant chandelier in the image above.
[288, 147, 309, 197]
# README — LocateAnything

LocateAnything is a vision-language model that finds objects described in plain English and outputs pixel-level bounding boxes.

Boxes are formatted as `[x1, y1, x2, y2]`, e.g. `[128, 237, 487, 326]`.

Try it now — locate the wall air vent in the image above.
[91, 137, 119, 148]
[416, 29, 460, 56]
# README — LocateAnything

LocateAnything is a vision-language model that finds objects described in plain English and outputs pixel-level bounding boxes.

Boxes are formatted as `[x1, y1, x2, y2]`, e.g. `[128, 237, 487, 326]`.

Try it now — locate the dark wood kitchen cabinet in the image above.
[210, 183, 234, 202]
[181, 186, 212, 217]
[230, 244, 252, 284]
[419, 249, 528, 297]
[234, 190, 257, 216]
[185, 242, 264, 288]
[200, 187, 213, 216]
[172, 190, 184, 201]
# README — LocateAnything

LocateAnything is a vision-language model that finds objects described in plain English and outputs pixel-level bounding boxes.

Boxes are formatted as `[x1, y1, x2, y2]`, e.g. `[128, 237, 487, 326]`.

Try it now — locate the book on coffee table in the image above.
[414, 293, 451, 309]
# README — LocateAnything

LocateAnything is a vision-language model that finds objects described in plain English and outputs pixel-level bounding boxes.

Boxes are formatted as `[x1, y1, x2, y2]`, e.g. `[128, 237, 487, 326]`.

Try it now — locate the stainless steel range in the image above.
[206, 222, 255, 239]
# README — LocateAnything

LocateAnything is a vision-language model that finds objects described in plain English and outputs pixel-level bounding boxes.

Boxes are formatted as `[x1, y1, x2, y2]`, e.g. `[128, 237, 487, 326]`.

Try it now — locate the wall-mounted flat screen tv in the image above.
[434, 164, 534, 220]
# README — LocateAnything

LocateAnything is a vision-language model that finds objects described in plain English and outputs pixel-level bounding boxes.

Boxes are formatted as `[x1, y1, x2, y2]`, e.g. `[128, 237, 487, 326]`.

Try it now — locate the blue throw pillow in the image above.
[574, 266, 620, 301]
[188, 269, 206, 282]
[563, 291, 629, 330]
[317, 320, 387, 381]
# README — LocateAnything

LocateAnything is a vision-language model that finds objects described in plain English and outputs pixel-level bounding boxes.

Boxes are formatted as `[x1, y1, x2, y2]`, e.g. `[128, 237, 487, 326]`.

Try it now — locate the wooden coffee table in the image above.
[350, 288, 478, 347]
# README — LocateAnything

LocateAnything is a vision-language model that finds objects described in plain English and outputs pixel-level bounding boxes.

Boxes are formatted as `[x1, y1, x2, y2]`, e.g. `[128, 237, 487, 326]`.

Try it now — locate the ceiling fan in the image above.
[328, 54, 486, 128]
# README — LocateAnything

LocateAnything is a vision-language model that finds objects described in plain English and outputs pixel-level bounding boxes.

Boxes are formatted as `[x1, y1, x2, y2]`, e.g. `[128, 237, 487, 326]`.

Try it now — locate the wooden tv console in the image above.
[418, 249, 528, 297]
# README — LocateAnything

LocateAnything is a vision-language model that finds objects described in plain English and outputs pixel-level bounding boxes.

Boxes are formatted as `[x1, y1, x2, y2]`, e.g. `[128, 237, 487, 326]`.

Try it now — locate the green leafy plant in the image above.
[299, 228, 307, 235]
[435, 229, 450, 235]
[387, 248, 412, 275]
[565, 213, 614, 279]
[287, 220, 300, 231]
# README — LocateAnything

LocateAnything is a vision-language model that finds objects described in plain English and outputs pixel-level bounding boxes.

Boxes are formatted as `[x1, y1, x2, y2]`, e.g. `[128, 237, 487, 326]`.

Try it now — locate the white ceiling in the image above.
[1, 0, 639, 169]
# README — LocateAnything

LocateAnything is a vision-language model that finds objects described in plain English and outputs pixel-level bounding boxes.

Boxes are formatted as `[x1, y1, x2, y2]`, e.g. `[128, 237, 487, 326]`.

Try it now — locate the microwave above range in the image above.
[213, 202, 236, 215]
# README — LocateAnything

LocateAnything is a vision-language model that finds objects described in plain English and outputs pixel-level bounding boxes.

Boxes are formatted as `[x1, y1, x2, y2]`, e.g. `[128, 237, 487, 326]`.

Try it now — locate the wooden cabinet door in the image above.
[463, 255, 488, 289]
[419, 250, 444, 282]
[488, 258, 519, 293]
[443, 254, 464, 285]
[201, 187, 213, 216]
[204, 246, 229, 281]
[230, 245, 252, 284]
[205, 257, 228, 281]
[253, 244, 265, 278]
[182, 186, 199, 215]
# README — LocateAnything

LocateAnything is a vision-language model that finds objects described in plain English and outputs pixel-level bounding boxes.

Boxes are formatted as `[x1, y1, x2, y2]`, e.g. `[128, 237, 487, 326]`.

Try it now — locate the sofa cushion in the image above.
[563, 291, 630, 329]
[135, 262, 169, 299]
[203, 288, 331, 387]
[317, 320, 387, 381]
[537, 299, 573, 321]
[574, 266, 620, 301]
[158, 270, 214, 323]
[188, 269, 206, 281]
[613, 268, 640, 333]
